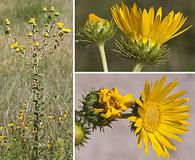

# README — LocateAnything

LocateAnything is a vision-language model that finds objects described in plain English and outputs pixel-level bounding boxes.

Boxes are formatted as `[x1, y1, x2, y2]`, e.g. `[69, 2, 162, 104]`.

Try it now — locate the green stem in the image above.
[132, 63, 143, 72]
[97, 42, 108, 72]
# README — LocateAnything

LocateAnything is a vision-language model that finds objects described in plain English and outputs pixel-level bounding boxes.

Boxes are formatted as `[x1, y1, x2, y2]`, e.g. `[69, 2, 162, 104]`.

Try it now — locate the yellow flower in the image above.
[111, 3, 192, 48]
[8, 122, 14, 127]
[10, 42, 18, 49]
[25, 124, 29, 129]
[28, 18, 36, 26]
[4, 18, 10, 25]
[62, 28, 71, 33]
[86, 13, 107, 26]
[33, 41, 39, 47]
[50, 6, 55, 12]
[128, 76, 190, 158]
[57, 22, 64, 29]
[42, 7, 47, 12]
[0, 135, 6, 141]
[27, 32, 33, 37]
[55, 12, 60, 17]
[0, 125, 4, 130]
[94, 88, 133, 118]
[48, 114, 53, 119]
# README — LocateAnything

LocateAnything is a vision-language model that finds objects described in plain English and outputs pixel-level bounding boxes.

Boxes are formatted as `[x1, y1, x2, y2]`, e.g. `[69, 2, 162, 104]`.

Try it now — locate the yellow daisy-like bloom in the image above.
[111, 3, 191, 48]
[57, 22, 64, 29]
[87, 13, 107, 26]
[28, 18, 36, 26]
[10, 42, 18, 49]
[94, 88, 133, 118]
[4, 18, 10, 25]
[62, 28, 71, 33]
[128, 76, 190, 158]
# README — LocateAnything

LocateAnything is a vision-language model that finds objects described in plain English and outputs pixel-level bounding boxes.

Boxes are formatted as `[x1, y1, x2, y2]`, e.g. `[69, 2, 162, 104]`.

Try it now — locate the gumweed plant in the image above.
[0, 6, 72, 160]
[75, 76, 191, 158]
[76, 2, 191, 72]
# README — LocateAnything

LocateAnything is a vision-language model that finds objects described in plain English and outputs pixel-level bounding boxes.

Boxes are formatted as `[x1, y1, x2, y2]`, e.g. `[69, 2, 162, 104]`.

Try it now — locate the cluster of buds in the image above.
[10, 41, 25, 54]
[4, 18, 11, 34]
[47, 111, 67, 121]
[42, 6, 59, 16]
[57, 22, 71, 37]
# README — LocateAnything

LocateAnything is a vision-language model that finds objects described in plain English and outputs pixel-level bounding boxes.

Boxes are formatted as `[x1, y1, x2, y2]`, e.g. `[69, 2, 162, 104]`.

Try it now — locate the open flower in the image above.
[111, 2, 191, 48]
[128, 76, 190, 158]
[10, 42, 18, 49]
[62, 28, 71, 33]
[94, 88, 133, 118]
[111, 3, 192, 67]
[28, 18, 36, 26]
[57, 22, 64, 29]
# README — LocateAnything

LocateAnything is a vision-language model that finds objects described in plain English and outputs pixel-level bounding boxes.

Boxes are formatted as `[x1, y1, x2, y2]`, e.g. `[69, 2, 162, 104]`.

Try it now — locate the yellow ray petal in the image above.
[154, 131, 176, 150]
[157, 128, 183, 142]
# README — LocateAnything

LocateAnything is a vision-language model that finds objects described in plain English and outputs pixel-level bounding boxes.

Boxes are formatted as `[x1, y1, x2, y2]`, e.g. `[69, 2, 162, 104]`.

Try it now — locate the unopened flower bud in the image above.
[50, 6, 55, 12]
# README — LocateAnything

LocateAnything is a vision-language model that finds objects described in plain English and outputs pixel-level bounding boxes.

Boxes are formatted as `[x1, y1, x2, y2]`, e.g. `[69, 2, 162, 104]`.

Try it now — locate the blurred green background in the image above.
[76, 0, 195, 72]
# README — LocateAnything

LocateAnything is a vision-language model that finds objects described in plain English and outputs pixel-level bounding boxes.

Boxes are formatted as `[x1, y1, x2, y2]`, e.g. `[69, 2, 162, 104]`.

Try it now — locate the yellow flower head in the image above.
[48, 114, 53, 119]
[94, 88, 133, 118]
[0, 125, 4, 130]
[28, 18, 36, 26]
[4, 18, 10, 25]
[128, 76, 190, 158]
[62, 28, 71, 33]
[33, 41, 39, 47]
[10, 42, 18, 49]
[87, 13, 107, 26]
[42, 7, 47, 12]
[111, 3, 192, 48]
[8, 122, 14, 127]
[50, 6, 55, 12]
[57, 22, 64, 29]
[27, 32, 33, 37]
[19, 45, 25, 51]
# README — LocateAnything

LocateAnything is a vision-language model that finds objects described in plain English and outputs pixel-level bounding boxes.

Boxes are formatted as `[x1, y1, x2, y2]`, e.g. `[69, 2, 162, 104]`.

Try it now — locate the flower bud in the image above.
[50, 6, 55, 12]
[4, 18, 10, 25]
[54, 12, 60, 16]
[43, 32, 49, 38]
[42, 7, 47, 12]
[76, 13, 116, 46]
[27, 32, 33, 37]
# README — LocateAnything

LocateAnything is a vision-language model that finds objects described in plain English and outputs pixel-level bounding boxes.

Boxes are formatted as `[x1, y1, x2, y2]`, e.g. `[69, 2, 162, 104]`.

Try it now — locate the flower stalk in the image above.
[132, 63, 143, 72]
[97, 42, 108, 72]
